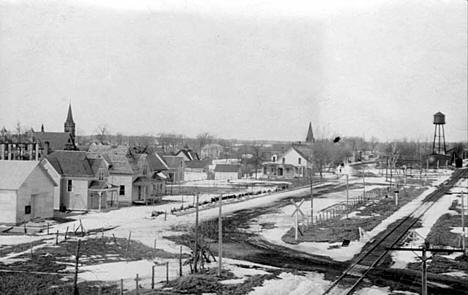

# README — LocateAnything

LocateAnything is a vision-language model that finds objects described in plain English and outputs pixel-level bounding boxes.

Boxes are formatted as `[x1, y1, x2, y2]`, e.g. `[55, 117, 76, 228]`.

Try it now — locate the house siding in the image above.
[17, 167, 55, 223]
[0, 190, 17, 224]
[63, 178, 90, 210]
[108, 174, 133, 205]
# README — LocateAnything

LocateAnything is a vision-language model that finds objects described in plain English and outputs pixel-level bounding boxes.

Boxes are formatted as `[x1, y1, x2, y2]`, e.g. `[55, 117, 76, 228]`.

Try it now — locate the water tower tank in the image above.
[433, 112, 445, 125]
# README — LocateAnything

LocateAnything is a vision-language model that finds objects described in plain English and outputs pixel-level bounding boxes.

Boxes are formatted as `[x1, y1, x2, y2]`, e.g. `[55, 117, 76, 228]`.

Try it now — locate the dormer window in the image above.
[298, 158, 302, 165]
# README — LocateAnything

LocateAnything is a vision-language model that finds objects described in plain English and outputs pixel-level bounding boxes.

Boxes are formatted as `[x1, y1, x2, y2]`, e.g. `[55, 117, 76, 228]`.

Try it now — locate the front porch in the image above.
[88, 181, 120, 211]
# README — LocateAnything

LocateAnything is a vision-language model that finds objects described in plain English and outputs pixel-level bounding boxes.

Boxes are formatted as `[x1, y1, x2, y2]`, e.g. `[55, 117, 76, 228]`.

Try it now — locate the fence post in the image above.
[166, 261, 169, 283]
[135, 274, 139, 295]
[56, 230, 59, 245]
[179, 246, 183, 277]
[120, 279, 123, 295]
[151, 265, 155, 289]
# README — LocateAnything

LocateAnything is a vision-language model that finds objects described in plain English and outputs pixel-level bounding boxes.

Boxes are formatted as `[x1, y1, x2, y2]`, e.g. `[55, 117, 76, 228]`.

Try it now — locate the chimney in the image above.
[44, 142, 50, 156]
[35, 143, 39, 160]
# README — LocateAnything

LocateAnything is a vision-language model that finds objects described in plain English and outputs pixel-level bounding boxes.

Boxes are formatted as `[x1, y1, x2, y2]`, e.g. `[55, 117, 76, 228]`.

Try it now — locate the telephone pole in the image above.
[218, 195, 223, 277]
[388, 243, 465, 295]
[193, 193, 199, 273]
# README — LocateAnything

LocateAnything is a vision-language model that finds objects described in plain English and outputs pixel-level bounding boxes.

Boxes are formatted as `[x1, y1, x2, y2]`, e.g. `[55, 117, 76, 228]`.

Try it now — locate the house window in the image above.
[272, 155, 276, 162]
[298, 158, 302, 165]
[25, 205, 31, 214]
[142, 165, 148, 175]
[282, 158, 285, 164]
[67, 180, 73, 192]
[98, 168, 105, 180]
[119, 185, 125, 196]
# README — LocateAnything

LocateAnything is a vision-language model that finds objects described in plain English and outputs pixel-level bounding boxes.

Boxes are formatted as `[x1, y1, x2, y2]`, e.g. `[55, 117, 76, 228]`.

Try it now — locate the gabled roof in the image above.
[291, 144, 314, 162]
[162, 155, 185, 168]
[35, 132, 76, 151]
[148, 152, 169, 171]
[214, 164, 241, 173]
[0, 161, 41, 190]
[176, 149, 200, 161]
[88, 145, 134, 175]
[46, 151, 95, 178]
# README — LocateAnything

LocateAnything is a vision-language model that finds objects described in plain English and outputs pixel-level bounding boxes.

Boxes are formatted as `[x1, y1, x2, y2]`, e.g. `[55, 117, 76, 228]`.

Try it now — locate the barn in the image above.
[0, 160, 56, 224]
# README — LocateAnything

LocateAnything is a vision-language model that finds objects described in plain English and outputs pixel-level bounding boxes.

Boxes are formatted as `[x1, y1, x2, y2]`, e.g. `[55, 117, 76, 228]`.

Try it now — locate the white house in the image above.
[263, 144, 313, 178]
[0, 160, 56, 224]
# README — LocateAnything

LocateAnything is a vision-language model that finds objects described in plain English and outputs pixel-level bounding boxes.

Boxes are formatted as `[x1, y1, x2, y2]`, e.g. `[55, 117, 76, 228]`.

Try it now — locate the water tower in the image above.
[432, 112, 446, 155]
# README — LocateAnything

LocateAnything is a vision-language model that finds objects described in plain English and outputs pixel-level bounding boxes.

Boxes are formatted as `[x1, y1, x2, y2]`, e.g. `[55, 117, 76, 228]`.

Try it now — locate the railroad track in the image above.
[322, 168, 468, 295]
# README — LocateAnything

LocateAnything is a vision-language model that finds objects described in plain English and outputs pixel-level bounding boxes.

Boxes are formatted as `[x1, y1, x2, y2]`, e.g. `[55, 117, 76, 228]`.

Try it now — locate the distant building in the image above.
[162, 155, 185, 183]
[214, 164, 242, 180]
[175, 147, 200, 161]
[201, 144, 224, 160]
[262, 123, 314, 179]
[185, 159, 211, 181]
[0, 161, 56, 224]
[0, 104, 77, 161]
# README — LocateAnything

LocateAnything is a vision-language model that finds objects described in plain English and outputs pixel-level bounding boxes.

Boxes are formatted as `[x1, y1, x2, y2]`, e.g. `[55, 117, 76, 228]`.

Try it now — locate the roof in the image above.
[88, 145, 134, 175]
[0, 161, 41, 190]
[214, 164, 241, 173]
[291, 144, 314, 161]
[148, 153, 169, 171]
[66, 104, 75, 124]
[35, 132, 75, 151]
[88, 180, 118, 190]
[176, 149, 200, 161]
[186, 159, 211, 169]
[305, 122, 315, 143]
[162, 156, 185, 168]
[46, 151, 95, 178]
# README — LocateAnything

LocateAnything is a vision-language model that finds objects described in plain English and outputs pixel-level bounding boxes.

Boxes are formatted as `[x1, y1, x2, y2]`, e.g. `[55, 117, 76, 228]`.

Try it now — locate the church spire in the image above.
[305, 122, 315, 143]
[66, 104, 74, 124]
[64, 103, 76, 138]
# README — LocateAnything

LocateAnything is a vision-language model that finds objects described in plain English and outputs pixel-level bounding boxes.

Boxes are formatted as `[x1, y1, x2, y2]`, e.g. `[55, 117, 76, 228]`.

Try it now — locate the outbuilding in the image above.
[0, 160, 56, 224]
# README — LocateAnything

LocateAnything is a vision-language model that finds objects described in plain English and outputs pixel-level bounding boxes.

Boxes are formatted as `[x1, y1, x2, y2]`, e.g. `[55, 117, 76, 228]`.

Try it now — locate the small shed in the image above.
[0, 161, 56, 224]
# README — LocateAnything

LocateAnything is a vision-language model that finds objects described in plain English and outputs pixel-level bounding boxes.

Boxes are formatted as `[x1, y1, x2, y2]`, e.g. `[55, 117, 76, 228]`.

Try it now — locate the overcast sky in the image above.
[0, 0, 466, 142]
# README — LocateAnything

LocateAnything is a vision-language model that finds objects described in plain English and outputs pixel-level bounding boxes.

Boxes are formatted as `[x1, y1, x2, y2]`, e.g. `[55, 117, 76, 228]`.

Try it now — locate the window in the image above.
[298, 158, 302, 165]
[98, 168, 105, 180]
[282, 158, 285, 164]
[119, 185, 125, 196]
[142, 165, 148, 175]
[25, 205, 31, 214]
[67, 180, 73, 192]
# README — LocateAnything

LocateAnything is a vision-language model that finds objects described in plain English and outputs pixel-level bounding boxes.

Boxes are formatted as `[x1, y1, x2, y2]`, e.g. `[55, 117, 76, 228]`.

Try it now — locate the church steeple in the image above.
[64, 104, 76, 138]
[305, 122, 315, 143]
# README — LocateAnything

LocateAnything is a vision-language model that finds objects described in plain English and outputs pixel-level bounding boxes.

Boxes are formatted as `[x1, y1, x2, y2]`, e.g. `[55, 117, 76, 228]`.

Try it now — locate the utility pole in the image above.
[193, 193, 199, 273]
[218, 194, 223, 277]
[362, 165, 366, 200]
[346, 174, 349, 219]
[310, 169, 314, 224]
[461, 193, 466, 252]
[388, 243, 465, 295]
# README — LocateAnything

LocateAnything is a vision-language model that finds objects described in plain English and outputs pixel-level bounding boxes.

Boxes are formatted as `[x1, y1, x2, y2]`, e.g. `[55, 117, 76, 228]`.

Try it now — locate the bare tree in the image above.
[95, 124, 110, 144]
[195, 132, 215, 154]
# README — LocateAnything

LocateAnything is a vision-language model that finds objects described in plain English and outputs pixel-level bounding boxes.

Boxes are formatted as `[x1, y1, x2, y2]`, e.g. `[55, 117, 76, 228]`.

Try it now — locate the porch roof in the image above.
[89, 180, 119, 191]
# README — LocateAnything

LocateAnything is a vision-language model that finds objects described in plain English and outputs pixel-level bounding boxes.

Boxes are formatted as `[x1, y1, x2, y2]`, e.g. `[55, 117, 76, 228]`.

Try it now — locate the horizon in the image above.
[1, 0, 466, 143]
